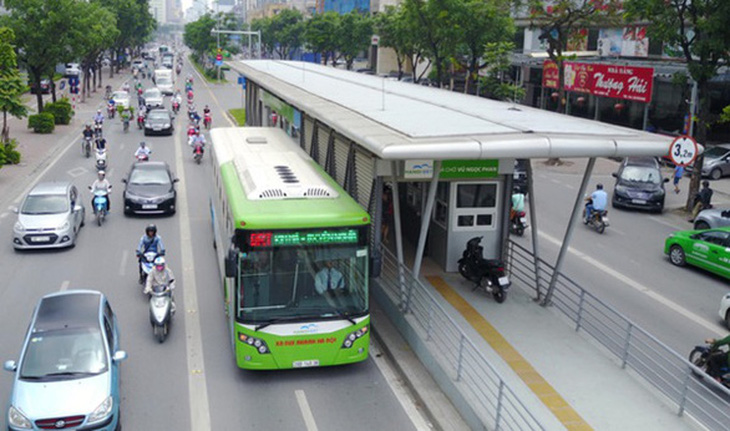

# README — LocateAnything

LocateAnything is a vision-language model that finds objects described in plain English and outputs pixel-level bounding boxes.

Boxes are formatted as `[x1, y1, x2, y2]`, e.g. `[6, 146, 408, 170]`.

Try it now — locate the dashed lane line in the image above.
[295, 390, 319, 431]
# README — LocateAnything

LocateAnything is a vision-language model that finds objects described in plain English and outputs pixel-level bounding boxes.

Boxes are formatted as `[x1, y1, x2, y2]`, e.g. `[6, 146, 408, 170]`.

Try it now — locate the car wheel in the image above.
[710, 168, 722, 180]
[694, 221, 710, 230]
[669, 245, 686, 266]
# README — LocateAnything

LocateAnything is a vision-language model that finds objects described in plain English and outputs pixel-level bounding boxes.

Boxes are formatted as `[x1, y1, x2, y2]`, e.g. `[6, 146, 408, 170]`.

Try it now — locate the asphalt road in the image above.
[0, 58, 426, 431]
[515, 159, 730, 356]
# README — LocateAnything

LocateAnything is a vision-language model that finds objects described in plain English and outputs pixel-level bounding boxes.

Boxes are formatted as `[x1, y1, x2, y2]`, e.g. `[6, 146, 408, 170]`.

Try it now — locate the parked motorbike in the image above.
[89, 189, 109, 226]
[457, 236, 510, 303]
[82, 136, 92, 158]
[203, 113, 212, 130]
[510, 211, 528, 236]
[689, 342, 730, 389]
[193, 143, 204, 164]
[95, 148, 107, 171]
[148, 283, 174, 343]
[583, 199, 609, 234]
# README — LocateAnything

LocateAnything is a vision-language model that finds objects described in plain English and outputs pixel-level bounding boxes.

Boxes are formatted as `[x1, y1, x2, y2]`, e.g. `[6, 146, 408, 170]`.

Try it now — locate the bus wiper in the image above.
[254, 316, 300, 331]
[325, 309, 356, 325]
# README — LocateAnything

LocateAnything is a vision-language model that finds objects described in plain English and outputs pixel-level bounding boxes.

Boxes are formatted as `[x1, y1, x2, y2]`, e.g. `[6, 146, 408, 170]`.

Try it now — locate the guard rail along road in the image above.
[506, 239, 730, 431]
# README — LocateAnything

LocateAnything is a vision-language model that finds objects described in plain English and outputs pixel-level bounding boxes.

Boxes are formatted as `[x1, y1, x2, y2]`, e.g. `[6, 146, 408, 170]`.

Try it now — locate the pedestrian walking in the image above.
[673, 164, 684, 194]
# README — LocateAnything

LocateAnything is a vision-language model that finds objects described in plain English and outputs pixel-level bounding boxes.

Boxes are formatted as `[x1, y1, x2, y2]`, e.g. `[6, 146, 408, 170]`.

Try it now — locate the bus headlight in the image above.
[238, 332, 270, 354]
[341, 325, 368, 349]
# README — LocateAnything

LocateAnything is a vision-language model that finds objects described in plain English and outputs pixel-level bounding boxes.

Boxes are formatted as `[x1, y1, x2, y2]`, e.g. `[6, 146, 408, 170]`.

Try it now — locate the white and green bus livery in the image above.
[210, 127, 371, 370]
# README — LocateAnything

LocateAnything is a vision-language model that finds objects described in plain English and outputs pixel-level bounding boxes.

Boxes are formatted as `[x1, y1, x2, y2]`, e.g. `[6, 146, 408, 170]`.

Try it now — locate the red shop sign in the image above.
[588, 63, 653, 103]
[542, 60, 559, 89]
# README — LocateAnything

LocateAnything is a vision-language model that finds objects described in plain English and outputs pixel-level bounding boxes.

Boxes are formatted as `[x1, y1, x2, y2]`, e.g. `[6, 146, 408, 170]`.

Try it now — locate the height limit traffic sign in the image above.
[668, 135, 699, 167]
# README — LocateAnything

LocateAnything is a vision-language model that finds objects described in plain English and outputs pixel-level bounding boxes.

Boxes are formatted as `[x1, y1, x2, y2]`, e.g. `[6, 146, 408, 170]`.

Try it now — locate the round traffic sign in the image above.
[216, 54, 222, 61]
[668, 135, 699, 167]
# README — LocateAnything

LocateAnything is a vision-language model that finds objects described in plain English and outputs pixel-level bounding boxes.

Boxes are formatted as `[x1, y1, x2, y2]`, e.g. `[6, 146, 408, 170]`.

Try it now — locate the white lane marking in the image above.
[370, 340, 433, 430]
[295, 390, 319, 431]
[0, 213, 8, 219]
[68, 167, 87, 178]
[174, 121, 212, 430]
[608, 226, 625, 236]
[119, 250, 128, 276]
[649, 215, 686, 231]
[539, 231, 724, 336]
[59, 280, 70, 291]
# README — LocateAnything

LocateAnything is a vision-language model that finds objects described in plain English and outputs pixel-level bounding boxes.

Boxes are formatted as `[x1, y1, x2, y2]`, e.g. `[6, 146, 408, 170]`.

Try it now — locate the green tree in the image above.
[184, 14, 217, 62]
[99, 0, 155, 76]
[6, 0, 79, 112]
[453, 0, 513, 94]
[251, 17, 275, 56]
[305, 11, 339, 65]
[0, 27, 28, 144]
[478, 42, 525, 101]
[625, 0, 730, 210]
[73, 1, 118, 101]
[375, 5, 429, 81]
[335, 11, 372, 70]
[524, 0, 622, 112]
[270, 9, 304, 59]
[402, 0, 461, 88]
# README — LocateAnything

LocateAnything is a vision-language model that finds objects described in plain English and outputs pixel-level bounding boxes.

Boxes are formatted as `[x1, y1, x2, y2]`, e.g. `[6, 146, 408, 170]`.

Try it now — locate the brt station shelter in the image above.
[230, 60, 676, 303]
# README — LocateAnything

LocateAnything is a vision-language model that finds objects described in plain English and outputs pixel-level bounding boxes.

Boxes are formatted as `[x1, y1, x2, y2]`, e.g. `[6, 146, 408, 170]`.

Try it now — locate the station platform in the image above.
[371, 245, 699, 431]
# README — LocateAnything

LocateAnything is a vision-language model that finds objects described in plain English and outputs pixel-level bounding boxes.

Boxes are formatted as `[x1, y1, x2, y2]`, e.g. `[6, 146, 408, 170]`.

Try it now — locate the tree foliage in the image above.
[304, 11, 339, 65]
[270, 9, 305, 59]
[625, 0, 730, 209]
[184, 14, 217, 62]
[336, 11, 372, 70]
[0, 27, 28, 144]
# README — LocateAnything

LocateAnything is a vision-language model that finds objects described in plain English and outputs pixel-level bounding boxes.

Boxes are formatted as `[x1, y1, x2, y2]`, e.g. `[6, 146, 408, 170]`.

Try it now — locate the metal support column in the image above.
[391, 162, 406, 299]
[541, 157, 596, 306]
[501, 173, 514, 263]
[412, 161, 441, 279]
[371, 176, 384, 278]
[526, 159, 542, 300]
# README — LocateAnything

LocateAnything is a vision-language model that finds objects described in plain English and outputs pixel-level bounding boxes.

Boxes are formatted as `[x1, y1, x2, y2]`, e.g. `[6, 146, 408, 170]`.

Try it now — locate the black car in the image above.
[144, 108, 174, 136]
[122, 161, 178, 215]
[611, 157, 669, 212]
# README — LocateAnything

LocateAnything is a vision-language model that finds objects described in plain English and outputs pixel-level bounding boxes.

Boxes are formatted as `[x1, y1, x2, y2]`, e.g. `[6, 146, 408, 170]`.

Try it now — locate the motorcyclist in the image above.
[137, 224, 165, 258]
[145, 256, 176, 314]
[122, 81, 130, 93]
[705, 335, 730, 381]
[584, 184, 607, 223]
[95, 137, 106, 151]
[173, 90, 183, 106]
[107, 99, 116, 118]
[135, 141, 151, 160]
[510, 186, 526, 224]
[93, 109, 104, 125]
[120, 107, 132, 126]
[203, 105, 210, 116]
[89, 170, 111, 212]
[82, 124, 94, 140]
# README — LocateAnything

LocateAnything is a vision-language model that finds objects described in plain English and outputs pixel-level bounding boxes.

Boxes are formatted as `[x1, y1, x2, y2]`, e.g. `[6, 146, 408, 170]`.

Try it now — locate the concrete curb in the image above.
[370, 300, 470, 431]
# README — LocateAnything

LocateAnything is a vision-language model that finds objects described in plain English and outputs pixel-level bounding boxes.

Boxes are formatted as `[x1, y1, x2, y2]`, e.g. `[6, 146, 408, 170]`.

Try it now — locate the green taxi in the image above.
[664, 226, 730, 279]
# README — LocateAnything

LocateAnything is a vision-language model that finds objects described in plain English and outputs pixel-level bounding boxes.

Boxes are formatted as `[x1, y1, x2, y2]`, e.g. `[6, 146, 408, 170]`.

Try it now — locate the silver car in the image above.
[13, 182, 85, 250]
[4, 290, 127, 431]
[142, 87, 164, 109]
[698, 144, 730, 180]
[694, 207, 730, 230]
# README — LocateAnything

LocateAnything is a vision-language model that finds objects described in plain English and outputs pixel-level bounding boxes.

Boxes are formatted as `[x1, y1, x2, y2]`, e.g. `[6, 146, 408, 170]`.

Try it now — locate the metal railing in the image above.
[506, 239, 730, 431]
[376, 246, 546, 431]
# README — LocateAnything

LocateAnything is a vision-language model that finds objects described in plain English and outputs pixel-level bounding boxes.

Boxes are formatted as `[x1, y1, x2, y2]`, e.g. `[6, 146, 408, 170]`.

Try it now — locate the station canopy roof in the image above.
[232, 60, 676, 161]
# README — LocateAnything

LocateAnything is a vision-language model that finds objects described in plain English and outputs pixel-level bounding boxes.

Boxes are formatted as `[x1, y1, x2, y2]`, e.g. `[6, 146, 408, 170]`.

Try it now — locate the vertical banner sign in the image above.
[542, 60, 559, 89]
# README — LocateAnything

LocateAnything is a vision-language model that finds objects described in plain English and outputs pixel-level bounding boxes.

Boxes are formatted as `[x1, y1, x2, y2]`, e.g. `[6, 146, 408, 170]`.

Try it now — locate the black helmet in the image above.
[145, 224, 157, 235]
[596, 183, 603, 190]
[702, 180, 710, 187]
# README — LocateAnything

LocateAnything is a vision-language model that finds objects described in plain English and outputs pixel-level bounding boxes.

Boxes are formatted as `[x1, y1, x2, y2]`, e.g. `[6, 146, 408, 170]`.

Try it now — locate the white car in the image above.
[65, 63, 81, 77]
[111, 91, 130, 109]
[156, 77, 174, 95]
[719, 293, 730, 329]
[143, 88, 164, 108]
[132, 59, 145, 69]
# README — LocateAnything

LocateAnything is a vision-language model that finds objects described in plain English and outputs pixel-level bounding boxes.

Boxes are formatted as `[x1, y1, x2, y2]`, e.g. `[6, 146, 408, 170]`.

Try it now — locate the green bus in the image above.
[209, 127, 371, 370]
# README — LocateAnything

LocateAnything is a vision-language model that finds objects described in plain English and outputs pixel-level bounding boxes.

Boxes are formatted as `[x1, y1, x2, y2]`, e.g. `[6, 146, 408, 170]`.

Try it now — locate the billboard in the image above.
[544, 61, 654, 103]
[598, 27, 649, 58]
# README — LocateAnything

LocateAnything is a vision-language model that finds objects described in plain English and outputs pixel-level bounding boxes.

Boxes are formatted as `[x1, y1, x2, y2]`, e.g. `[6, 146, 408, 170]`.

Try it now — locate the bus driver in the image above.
[314, 260, 345, 295]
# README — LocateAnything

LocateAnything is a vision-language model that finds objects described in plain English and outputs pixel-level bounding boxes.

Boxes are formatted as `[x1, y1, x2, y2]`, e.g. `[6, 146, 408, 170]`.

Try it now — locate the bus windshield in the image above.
[236, 245, 368, 324]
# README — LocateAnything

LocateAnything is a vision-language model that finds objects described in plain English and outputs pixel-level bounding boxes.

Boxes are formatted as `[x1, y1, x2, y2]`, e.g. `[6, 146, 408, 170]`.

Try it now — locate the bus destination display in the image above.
[249, 229, 359, 247]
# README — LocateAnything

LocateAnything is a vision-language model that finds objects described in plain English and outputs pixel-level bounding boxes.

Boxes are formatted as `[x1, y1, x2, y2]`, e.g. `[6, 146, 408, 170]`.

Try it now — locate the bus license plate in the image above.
[293, 360, 320, 368]
[142, 204, 157, 209]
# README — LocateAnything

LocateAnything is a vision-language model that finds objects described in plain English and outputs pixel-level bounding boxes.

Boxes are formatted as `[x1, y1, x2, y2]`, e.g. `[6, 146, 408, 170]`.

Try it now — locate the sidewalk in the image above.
[0, 68, 132, 211]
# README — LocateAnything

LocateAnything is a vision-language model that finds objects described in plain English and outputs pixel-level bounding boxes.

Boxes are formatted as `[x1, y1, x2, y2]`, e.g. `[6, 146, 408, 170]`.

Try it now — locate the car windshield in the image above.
[145, 90, 161, 98]
[704, 147, 730, 159]
[619, 166, 661, 185]
[20, 327, 108, 380]
[112, 92, 127, 100]
[21, 194, 68, 215]
[129, 168, 170, 185]
[147, 111, 168, 120]
[157, 78, 171, 86]
[236, 245, 369, 324]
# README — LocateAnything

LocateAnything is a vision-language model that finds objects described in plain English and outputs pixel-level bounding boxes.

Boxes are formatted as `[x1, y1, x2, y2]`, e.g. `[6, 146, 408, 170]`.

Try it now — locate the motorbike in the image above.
[82, 136, 92, 158]
[138, 251, 159, 285]
[94, 121, 103, 139]
[136, 151, 150, 162]
[89, 188, 109, 226]
[689, 342, 730, 389]
[137, 112, 145, 129]
[583, 199, 609, 234]
[122, 115, 130, 132]
[457, 236, 510, 303]
[203, 113, 212, 130]
[510, 211, 528, 237]
[148, 282, 174, 343]
[107, 103, 115, 119]
[193, 143, 204, 164]
[172, 100, 180, 115]
[104, 85, 112, 101]
[175, 65, 181, 75]
[95, 148, 107, 171]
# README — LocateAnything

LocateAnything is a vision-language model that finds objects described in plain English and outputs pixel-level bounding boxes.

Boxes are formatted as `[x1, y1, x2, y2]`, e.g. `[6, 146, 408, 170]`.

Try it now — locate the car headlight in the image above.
[163, 123, 170, 128]
[87, 396, 113, 424]
[341, 325, 369, 349]
[14, 221, 25, 232]
[58, 221, 70, 230]
[8, 405, 31, 429]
